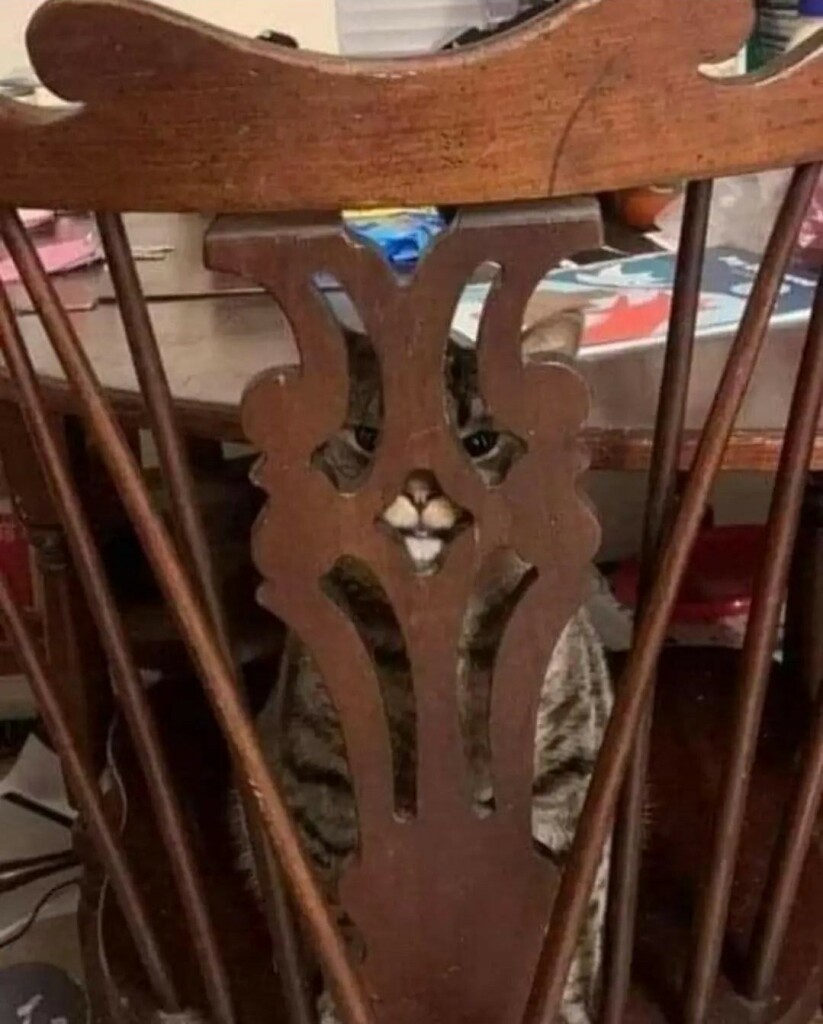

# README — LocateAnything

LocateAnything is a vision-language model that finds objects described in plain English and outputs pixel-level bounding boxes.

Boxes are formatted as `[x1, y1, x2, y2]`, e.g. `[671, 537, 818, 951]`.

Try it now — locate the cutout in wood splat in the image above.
[378, 469, 472, 575]
[321, 556, 416, 819]
[457, 548, 537, 813]
[310, 287, 384, 495]
[449, 270, 527, 487]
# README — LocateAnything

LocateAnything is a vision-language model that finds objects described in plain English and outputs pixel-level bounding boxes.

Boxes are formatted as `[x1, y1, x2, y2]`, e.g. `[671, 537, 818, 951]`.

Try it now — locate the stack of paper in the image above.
[0, 214, 101, 284]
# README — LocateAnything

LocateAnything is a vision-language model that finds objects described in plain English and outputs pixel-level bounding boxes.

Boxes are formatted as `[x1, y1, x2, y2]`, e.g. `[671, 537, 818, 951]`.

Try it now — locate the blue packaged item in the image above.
[344, 207, 445, 268]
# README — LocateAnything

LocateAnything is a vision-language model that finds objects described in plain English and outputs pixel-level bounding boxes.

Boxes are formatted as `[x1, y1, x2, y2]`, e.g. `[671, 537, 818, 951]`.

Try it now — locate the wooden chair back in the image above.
[0, 3, 822, 1023]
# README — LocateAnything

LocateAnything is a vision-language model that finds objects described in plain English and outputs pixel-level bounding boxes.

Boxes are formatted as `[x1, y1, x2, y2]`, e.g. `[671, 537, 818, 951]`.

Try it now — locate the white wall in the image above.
[0, 2, 37, 72]
[337, 0, 519, 56]
[1, 0, 338, 73]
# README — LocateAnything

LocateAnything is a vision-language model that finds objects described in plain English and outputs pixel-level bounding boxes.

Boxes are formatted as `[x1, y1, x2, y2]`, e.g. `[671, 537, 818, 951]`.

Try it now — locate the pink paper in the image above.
[0, 226, 101, 283]
[19, 209, 55, 231]
[797, 169, 823, 271]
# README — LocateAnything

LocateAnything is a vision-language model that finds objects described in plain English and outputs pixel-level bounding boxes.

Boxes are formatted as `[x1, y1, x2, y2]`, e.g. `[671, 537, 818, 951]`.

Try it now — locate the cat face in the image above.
[381, 470, 467, 573]
[317, 312, 583, 573]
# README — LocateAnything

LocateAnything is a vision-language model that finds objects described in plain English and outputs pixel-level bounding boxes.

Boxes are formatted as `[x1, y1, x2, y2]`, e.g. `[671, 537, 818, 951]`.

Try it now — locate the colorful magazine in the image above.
[451, 248, 817, 357]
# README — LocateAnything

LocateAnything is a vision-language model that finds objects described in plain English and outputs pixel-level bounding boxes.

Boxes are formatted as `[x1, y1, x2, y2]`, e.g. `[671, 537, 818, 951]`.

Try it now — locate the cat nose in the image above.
[405, 471, 438, 509]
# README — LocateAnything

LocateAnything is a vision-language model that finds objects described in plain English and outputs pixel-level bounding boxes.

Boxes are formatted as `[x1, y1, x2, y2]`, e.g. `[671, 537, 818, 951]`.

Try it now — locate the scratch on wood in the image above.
[547, 51, 624, 196]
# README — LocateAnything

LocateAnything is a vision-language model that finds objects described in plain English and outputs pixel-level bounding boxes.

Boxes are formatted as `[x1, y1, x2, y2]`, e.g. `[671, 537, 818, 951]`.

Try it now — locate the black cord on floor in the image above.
[0, 878, 79, 951]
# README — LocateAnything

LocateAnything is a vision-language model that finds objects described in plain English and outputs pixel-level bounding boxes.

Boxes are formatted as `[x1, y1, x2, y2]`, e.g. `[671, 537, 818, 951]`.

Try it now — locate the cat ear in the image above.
[522, 308, 585, 361]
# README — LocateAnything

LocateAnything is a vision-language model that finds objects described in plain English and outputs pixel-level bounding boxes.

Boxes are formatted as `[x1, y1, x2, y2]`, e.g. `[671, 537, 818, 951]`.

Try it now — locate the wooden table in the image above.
[8, 209, 820, 777]
[2, 212, 817, 472]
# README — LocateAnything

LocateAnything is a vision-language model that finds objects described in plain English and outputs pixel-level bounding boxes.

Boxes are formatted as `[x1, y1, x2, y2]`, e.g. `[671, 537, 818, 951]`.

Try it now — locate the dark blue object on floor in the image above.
[0, 963, 86, 1023]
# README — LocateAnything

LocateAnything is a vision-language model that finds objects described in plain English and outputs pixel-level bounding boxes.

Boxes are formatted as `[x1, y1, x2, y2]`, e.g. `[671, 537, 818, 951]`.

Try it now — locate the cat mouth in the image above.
[379, 486, 472, 574]
[401, 533, 445, 574]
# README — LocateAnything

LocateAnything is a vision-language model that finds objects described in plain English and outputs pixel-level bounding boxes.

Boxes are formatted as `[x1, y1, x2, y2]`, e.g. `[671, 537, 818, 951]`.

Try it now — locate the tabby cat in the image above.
[230, 311, 613, 1024]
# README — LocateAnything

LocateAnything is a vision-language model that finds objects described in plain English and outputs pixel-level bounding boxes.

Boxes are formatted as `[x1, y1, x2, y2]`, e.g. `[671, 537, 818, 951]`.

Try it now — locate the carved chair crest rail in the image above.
[0, 3, 822, 1024]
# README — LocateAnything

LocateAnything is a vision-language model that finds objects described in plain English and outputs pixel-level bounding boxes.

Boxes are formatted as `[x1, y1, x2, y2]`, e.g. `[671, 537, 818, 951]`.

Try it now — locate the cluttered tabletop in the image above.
[1, 208, 819, 472]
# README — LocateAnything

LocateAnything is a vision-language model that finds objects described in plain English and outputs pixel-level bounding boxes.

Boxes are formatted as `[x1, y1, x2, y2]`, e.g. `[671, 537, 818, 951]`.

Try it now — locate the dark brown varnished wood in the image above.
[0, 2, 821, 1021]
[0, 205, 819, 477]
[1, 204, 820, 477]
[84, 662, 289, 1024]
[0, 543, 181, 1013]
[4, 363, 822, 474]
[783, 472, 823, 712]
[0, 222, 236, 1024]
[98, 208, 315, 1024]
[525, 163, 821, 1024]
[79, 645, 823, 1024]
[207, 199, 602, 1024]
[0, 206, 372, 1024]
[603, 178, 714, 1024]
[623, 646, 823, 1024]
[0, 401, 111, 772]
[746, 664, 823, 1000]
[0, 0, 820, 212]
[683, 238, 823, 1024]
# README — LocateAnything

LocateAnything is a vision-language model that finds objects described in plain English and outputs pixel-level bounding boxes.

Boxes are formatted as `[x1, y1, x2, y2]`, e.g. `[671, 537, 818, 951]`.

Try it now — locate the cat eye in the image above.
[354, 424, 379, 453]
[463, 429, 500, 459]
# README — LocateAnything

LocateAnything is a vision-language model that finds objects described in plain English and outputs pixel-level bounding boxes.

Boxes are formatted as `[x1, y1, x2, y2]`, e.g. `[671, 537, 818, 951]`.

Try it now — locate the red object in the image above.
[584, 293, 673, 346]
[797, 167, 823, 270]
[612, 524, 765, 624]
[611, 184, 681, 230]
[0, 511, 34, 610]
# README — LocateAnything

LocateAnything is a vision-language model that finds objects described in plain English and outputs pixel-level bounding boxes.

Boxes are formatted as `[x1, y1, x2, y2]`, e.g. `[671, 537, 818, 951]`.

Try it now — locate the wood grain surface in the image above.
[0, 0, 821, 211]
[209, 201, 602, 1023]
